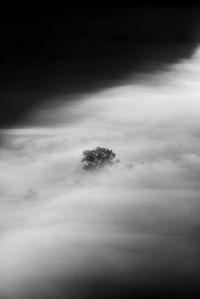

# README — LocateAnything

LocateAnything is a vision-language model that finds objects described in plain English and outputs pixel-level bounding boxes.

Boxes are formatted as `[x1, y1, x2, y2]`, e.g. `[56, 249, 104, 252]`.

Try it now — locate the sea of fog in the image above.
[1, 48, 200, 298]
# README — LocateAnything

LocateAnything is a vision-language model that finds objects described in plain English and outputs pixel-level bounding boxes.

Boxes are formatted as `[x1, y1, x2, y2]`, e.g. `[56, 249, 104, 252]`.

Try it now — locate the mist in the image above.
[1, 47, 200, 298]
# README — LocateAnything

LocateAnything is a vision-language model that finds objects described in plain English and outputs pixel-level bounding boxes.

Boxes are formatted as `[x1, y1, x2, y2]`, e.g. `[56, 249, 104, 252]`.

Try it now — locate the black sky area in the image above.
[0, 4, 200, 127]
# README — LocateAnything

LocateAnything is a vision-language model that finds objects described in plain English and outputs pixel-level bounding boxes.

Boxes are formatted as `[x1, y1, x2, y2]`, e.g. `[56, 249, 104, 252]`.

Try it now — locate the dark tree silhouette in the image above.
[82, 147, 116, 170]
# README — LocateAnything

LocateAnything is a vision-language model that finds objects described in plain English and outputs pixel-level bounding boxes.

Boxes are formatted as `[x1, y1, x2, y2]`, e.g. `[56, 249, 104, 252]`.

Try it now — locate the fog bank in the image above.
[1, 48, 200, 298]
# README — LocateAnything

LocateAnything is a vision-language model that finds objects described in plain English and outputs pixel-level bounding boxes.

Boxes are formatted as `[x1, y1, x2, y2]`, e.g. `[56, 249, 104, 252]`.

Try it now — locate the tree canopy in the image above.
[82, 147, 116, 171]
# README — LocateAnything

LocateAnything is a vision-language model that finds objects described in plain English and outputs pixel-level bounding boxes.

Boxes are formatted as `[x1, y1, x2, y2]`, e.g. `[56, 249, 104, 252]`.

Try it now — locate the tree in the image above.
[82, 146, 117, 171]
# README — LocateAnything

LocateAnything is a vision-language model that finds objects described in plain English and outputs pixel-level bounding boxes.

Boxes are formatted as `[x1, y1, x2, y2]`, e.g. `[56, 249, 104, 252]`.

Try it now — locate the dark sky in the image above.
[0, 4, 200, 127]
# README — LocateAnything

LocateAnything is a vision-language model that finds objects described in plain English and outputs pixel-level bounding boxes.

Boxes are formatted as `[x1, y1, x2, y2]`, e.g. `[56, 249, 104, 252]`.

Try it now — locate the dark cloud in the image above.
[1, 5, 200, 127]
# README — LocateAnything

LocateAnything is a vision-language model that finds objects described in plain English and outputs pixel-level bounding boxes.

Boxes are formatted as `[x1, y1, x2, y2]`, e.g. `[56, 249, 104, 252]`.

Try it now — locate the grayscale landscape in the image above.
[1, 4, 200, 299]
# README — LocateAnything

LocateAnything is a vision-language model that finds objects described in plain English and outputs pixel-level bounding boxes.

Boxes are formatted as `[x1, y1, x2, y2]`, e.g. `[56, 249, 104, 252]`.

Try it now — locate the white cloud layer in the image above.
[1, 48, 200, 298]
